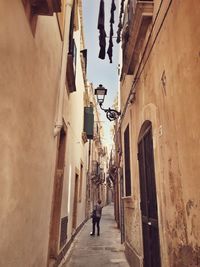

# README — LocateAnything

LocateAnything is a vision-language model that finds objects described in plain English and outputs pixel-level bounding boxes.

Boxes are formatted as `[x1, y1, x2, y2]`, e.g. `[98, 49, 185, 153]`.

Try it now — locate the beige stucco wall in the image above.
[121, 1, 200, 266]
[0, 1, 64, 267]
[61, 7, 89, 245]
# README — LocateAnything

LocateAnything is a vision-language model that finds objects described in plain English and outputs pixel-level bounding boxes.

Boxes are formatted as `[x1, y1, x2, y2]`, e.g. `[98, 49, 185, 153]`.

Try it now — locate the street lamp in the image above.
[94, 84, 121, 121]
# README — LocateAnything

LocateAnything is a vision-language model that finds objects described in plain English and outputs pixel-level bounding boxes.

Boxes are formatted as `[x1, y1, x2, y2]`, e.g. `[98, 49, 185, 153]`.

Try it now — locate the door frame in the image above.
[47, 125, 67, 265]
[138, 121, 161, 267]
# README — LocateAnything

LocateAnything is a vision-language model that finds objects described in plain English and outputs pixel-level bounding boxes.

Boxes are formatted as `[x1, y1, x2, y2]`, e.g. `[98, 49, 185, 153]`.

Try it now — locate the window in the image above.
[66, 2, 77, 92]
[80, 49, 87, 73]
[124, 125, 131, 196]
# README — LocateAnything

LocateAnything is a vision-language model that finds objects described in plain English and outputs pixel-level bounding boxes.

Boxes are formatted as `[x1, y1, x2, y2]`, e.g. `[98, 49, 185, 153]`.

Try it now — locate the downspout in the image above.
[54, 0, 74, 137]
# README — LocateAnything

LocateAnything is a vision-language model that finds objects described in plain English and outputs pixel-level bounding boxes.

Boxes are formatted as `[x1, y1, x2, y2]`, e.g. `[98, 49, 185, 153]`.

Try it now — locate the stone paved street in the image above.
[61, 204, 129, 267]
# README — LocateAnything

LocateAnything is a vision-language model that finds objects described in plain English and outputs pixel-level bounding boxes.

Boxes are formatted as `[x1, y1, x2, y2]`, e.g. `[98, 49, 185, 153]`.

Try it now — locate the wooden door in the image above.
[48, 127, 66, 263]
[72, 174, 79, 230]
[138, 122, 161, 267]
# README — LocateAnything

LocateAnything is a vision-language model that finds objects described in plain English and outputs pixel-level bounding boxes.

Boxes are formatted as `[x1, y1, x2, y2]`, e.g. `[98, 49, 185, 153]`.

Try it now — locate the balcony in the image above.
[91, 160, 98, 176]
[122, 0, 154, 77]
[30, 0, 61, 16]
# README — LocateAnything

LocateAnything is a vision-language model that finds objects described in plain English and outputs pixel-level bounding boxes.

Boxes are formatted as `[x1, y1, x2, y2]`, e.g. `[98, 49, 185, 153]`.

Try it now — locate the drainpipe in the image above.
[54, 0, 74, 137]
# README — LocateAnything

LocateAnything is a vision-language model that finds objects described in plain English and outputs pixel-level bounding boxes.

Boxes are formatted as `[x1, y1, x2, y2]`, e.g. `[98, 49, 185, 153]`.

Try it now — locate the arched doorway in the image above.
[138, 121, 161, 267]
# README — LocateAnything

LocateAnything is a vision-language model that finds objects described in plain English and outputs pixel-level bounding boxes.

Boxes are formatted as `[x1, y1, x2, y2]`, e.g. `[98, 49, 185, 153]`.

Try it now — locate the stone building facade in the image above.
[85, 83, 110, 211]
[0, 1, 109, 267]
[0, 1, 66, 266]
[119, 0, 200, 266]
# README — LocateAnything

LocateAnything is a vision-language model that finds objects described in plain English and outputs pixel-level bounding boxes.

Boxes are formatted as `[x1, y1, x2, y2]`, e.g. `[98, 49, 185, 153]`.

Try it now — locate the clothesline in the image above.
[105, 36, 117, 39]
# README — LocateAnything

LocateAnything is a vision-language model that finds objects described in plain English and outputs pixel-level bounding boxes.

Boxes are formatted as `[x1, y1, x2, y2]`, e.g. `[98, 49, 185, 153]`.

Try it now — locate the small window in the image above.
[124, 125, 131, 196]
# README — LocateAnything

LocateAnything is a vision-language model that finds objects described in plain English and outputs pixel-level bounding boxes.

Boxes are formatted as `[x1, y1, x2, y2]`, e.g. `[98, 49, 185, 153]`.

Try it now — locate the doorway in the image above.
[48, 127, 66, 263]
[138, 121, 161, 267]
[72, 173, 79, 231]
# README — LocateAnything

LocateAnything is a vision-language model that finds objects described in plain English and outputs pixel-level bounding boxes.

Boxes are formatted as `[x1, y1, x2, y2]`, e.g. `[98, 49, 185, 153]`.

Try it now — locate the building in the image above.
[118, 0, 200, 266]
[86, 83, 110, 210]
[0, 1, 109, 267]
[50, 0, 91, 265]
[0, 1, 66, 266]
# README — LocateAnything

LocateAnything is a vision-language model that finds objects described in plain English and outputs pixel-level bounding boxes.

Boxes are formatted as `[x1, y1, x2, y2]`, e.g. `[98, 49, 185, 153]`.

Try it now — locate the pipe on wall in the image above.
[54, 0, 74, 137]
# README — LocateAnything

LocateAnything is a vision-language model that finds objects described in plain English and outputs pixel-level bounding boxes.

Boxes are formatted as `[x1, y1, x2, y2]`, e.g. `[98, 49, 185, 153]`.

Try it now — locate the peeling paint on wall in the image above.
[171, 245, 200, 267]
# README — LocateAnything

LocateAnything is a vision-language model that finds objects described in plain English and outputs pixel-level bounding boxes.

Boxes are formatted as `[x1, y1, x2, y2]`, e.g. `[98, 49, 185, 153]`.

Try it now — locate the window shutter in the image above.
[124, 125, 131, 196]
[66, 40, 77, 93]
[68, 1, 75, 53]
[80, 49, 87, 73]
[84, 107, 94, 139]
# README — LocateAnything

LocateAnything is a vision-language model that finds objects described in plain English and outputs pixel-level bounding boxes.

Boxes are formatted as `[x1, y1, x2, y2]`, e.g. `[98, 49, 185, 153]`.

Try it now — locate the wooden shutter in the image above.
[124, 125, 131, 196]
[84, 107, 94, 139]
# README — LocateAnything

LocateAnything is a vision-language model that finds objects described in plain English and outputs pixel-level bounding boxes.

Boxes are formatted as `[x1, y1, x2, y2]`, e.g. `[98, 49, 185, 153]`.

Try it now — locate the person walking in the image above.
[90, 199, 103, 236]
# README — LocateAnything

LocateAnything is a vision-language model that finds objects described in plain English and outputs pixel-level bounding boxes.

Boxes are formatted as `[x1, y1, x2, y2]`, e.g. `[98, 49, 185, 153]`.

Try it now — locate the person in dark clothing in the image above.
[90, 200, 103, 236]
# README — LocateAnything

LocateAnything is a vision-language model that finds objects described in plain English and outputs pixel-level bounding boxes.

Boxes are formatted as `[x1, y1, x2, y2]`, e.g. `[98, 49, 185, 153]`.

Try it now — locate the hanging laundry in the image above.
[110, 0, 116, 24]
[107, 0, 116, 63]
[116, 0, 125, 43]
[107, 25, 114, 63]
[97, 0, 106, 60]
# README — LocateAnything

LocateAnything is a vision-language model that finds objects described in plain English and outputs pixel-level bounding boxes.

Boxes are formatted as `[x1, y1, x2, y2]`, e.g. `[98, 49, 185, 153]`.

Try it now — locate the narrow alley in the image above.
[62, 204, 129, 267]
[0, 1, 200, 267]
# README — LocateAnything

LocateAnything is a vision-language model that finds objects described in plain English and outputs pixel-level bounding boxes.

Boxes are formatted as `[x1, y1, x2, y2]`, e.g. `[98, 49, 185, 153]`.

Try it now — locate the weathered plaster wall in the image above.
[0, 1, 62, 266]
[152, 1, 200, 265]
[61, 11, 89, 244]
[121, 1, 200, 266]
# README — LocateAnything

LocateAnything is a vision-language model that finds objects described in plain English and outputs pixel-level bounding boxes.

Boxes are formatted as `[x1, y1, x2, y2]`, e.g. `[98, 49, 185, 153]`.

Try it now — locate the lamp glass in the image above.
[94, 85, 107, 105]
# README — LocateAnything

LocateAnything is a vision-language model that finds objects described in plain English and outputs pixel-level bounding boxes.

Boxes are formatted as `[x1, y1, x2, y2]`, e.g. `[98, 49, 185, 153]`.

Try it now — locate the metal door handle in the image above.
[148, 222, 152, 225]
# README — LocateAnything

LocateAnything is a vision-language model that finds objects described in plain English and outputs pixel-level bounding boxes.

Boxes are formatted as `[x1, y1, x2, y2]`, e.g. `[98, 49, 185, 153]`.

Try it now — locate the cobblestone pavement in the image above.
[61, 203, 130, 267]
